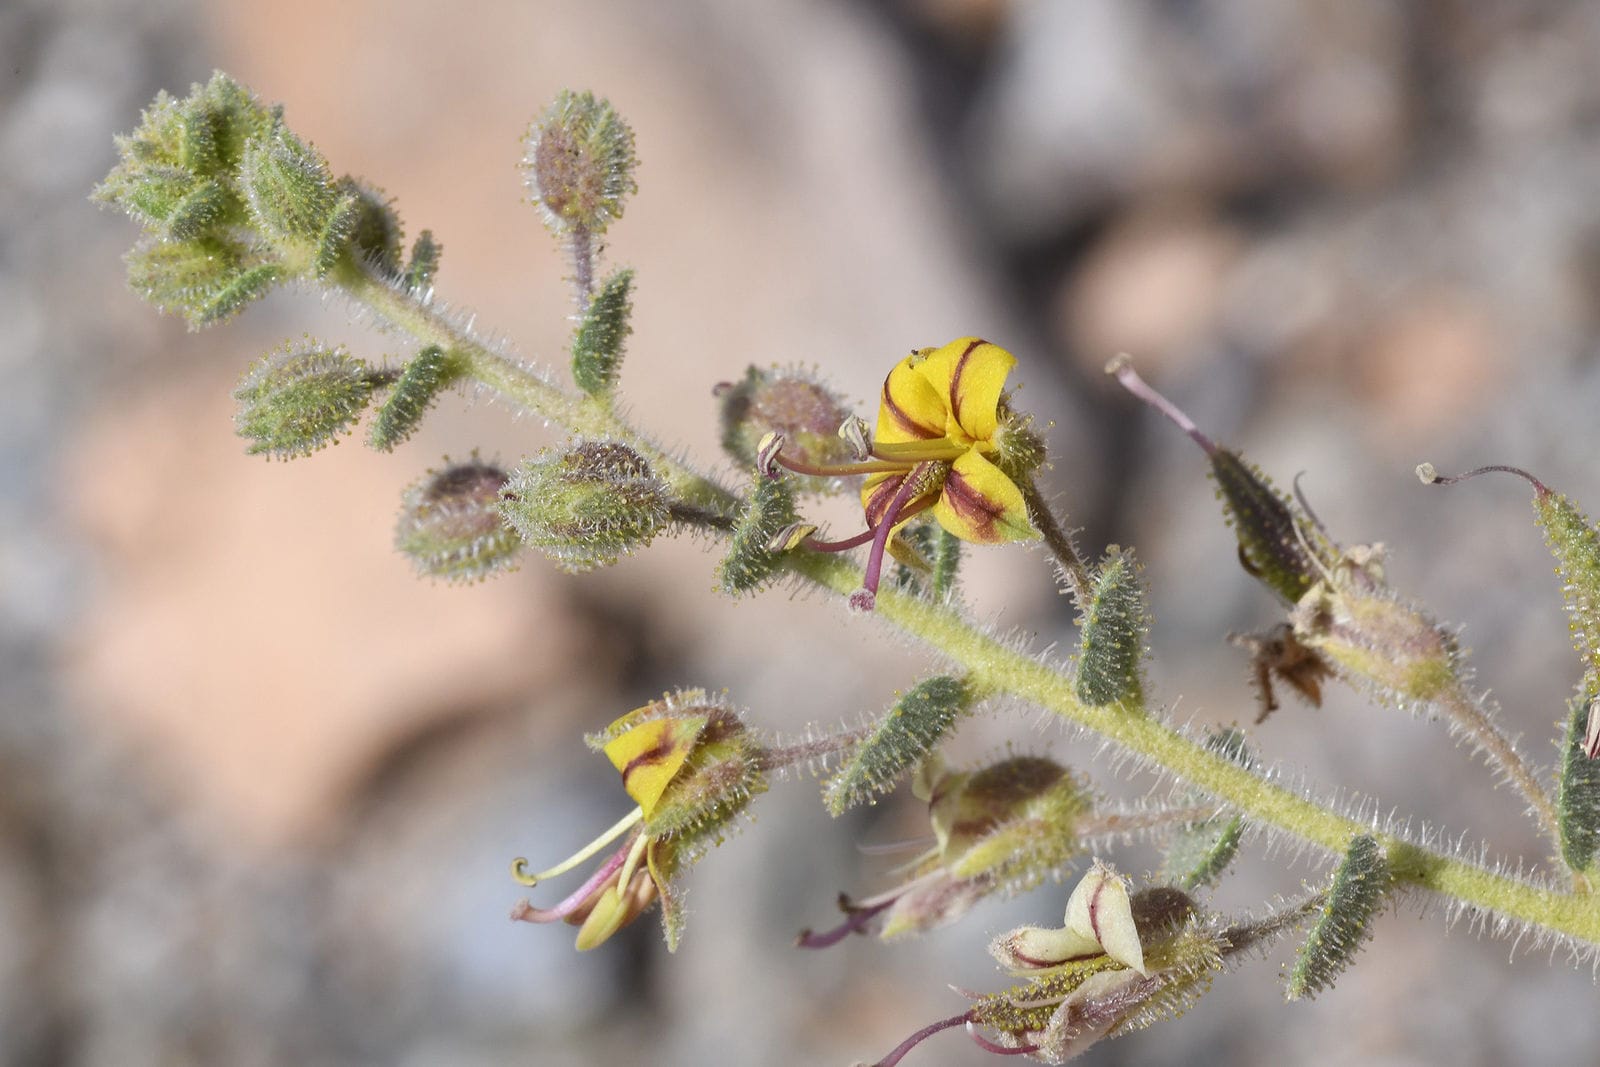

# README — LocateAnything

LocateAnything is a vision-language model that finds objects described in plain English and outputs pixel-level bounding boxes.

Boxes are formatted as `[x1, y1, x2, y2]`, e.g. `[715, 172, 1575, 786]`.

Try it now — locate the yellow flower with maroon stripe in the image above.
[763, 337, 1038, 609]
[510, 690, 767, 951]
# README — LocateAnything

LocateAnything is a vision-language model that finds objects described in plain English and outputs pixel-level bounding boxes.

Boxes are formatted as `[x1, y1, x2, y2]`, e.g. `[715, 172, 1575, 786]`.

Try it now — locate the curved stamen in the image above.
[510, 837, 633, 923]
[1106, 354, 1218, 455]
[869, 440, 968, 463]
[965, 1022, 1039, 1056]
[1416, 461, 1550, 497]
[804, 527, 879, 552]
[855, 463, 930, 610]
[614, 827, 650, 895]
[864, 1011, 972, 1067]
[795, 896, 895, 949]
[511, 806, 643, 886]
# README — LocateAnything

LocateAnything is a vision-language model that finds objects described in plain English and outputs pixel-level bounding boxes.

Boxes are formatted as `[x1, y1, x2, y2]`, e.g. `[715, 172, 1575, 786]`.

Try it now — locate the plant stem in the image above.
[1022, 481, 1090, 607]
[333, 259, 738, 519]
[790, 551, 1600, 948]
[329, 263, 1600, 950]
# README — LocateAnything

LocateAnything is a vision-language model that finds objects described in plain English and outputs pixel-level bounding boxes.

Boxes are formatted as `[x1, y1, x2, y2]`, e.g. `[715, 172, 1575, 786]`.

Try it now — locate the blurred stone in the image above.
[1059, 205, 1241, 374]
[1352, 288, 1505, 448]
[59, 372, 582, 845]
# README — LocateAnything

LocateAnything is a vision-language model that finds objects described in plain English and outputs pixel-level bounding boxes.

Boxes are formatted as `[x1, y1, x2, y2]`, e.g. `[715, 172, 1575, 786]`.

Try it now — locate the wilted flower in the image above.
[511, 690, 767, 950]
[761, 338, 1040, 610]
[868, 866, 1223, 1066]
[797, 755, 1089, 946]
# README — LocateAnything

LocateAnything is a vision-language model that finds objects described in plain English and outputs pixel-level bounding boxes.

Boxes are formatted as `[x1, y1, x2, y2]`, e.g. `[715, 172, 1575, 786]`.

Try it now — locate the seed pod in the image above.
[395, 458, 521, 582]
[521, 89, 637, 235]
[498, 440, 671, 572]
[1108, 356, 1331, 602]
[823, 676, 973, 815]
[1075, 546, 1149, 707]
[232, 341, 373, 458]
[1286, 834, 1390, 1000]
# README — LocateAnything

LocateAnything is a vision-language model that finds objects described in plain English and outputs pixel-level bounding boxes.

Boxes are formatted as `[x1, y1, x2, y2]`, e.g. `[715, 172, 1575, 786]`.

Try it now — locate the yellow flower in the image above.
[510, 691, 766, 951]
[762, 337, 1039, 609]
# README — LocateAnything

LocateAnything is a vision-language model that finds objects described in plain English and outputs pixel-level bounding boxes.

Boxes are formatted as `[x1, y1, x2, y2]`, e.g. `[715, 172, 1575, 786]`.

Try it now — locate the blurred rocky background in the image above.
[5, 0, 1600, 1063]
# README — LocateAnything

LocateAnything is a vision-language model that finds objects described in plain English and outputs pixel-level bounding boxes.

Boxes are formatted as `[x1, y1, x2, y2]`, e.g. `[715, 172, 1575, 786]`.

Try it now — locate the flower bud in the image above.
[585, 689, 768, 852]
[232, 340, 374, 458]
[335, 176, 404, 276]
[716, 366, 856, 491]
[497, 441, 670, 572]
[125, 234, 283, 327]
[93, 72, 273, 235]
[521, 90, 637, 235]
[240, 123, 339, 246]
[395, 458, 521, 582]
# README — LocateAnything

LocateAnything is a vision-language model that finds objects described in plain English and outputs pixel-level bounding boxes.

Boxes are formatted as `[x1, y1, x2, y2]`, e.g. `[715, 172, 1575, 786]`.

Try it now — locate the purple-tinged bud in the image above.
[718, 366, 856, 491]
[521, 90, 637, 236]
[395, 458, 521, 582]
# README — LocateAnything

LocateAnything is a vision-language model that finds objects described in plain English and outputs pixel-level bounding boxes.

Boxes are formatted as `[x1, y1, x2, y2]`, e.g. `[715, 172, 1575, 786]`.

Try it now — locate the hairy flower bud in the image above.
[497, 440, 670, 572]
[395, 458, 521, 582]
[521, 90, 637, 235]
[585, 689, 768, 851]
[716, 366, 857, 491]
[125, 234, 283, 328]
[240, 123, 339, 247]
[232, 340, 374, 458]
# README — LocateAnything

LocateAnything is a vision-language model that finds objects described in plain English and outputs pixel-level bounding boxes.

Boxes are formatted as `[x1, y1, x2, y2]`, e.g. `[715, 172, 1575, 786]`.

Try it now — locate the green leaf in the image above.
[571, 268, 634, 395]
[368, 345, 458, 452]
[823, 676, 972, 815]
[1558, 687, 1600, 875]
[1075, 546, 1148, 707]
[402, 229, 441, 292]
[1286, 835, 1390, 1000]
[716, 475, 798, 595]
[1161, 728, 1251, 891]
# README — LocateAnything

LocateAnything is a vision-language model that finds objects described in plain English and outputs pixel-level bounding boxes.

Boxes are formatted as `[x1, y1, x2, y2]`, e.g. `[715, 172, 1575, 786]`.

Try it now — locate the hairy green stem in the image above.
[790, 551, 1600, 948]
[332, 258, 738, 519]
[329, 259, 1600, 950]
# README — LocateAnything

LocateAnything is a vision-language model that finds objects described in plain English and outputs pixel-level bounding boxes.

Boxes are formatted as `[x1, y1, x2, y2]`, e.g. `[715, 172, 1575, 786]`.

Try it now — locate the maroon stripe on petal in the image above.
[947, 338, 984, 425]
[940, 467, 1006, 542]
[863, 474, 909, 527]
[881, 379, 942, 440]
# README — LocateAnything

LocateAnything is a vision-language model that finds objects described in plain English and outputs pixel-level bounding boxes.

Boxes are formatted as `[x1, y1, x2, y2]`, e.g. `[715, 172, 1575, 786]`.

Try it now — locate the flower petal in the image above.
[1063, 862, 1146, 975]
[933, 451, 1036, 544]
[990, 924, 1106, 969]
[602, 715, 707, 818]
[912, 337, 1015, 444]
[875, 352, 950, 445]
